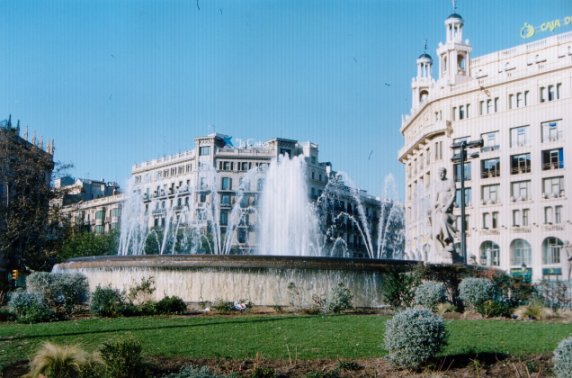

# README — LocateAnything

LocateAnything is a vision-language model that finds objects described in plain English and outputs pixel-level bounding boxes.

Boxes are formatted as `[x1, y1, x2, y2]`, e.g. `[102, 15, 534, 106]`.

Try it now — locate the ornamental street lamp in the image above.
[451, 139, 484, 264]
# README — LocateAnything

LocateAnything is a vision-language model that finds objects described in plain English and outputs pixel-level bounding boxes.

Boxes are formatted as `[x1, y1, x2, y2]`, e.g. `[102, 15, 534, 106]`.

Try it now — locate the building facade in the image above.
[63, 133, 383, 257]
[399, 13, 572, 280]
[128, 133, 381, 257]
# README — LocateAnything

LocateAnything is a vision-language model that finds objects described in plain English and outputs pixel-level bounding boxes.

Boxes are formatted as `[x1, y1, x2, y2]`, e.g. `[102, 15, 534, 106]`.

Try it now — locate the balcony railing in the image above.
[481, 170, 500, 179]
[542, 162, 562, 170]
[511, 166, 531, 174]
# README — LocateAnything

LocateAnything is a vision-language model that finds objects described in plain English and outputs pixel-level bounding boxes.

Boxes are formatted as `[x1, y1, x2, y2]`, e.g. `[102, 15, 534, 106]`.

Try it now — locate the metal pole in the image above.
[460, 141, 467, 264]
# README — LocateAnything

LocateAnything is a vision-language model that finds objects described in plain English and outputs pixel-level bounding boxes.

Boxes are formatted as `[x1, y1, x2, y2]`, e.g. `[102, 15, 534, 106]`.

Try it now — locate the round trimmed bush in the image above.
[155, 296, 187, 315]
[384, 308, 448, 370]
[413, 281, 446, 309]
[8, 291, 55, 323]
[458, 278, 495, 310]
[553, 337, 572, 378]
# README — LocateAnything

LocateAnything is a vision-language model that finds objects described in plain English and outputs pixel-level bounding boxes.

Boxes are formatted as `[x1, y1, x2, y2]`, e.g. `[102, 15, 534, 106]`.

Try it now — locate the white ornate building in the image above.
[399, 12, 572, 280]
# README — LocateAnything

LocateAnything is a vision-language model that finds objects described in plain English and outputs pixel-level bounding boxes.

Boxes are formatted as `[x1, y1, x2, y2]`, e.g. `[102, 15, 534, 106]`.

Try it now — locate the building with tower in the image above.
[399, 12, 572, 281]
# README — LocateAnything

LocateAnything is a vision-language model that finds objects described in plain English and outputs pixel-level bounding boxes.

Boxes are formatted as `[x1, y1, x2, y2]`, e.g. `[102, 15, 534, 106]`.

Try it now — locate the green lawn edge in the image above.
[1, 314, 570, 368]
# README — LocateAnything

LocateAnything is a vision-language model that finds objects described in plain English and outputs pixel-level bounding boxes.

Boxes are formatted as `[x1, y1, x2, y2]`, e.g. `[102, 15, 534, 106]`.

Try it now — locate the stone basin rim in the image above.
[55, 254, 422, 272]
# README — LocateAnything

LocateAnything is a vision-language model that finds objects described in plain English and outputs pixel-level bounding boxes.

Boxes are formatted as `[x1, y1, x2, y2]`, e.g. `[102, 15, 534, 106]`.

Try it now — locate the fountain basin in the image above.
[53, 255, 420, 308]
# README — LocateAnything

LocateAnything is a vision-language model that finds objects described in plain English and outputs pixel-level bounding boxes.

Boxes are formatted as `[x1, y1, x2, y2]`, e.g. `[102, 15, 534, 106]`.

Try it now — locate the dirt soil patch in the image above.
[2, 354, 553, 377]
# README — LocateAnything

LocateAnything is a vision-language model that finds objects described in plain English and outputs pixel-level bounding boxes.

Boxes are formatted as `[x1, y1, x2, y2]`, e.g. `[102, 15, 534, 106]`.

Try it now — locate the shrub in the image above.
[313, 283, 354, 315]
[26, 272, 90, 318]
[553, 337, 572, 378]
[25, 342, 104, 378]
[435, 302, 456, 316]
[458, 278, 495, 310]
[8, 291, 55, 323]
[476, 299, 512, 318]
[382, 270, 420, 309]
[90, 285, 126, 317]
[166, 365, 223, 378]
[413, 281, 446, 309]
[127, 276, 156, 305]
[384, 308, 448, 370]
[155, 296, 187, 315]
[99, 336, 144, 378]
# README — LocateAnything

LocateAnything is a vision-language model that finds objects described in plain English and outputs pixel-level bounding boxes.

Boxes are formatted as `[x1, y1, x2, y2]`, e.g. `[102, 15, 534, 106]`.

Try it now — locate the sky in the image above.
[1, 0, 570, 199]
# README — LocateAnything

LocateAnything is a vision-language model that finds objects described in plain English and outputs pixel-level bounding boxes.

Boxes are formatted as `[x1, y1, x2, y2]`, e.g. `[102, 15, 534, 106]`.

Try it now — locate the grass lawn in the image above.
[1, 314, 571, 369]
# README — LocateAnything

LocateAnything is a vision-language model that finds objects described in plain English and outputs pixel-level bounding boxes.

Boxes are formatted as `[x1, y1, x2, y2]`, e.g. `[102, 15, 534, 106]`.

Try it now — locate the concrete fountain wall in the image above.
[53, 255, 419, 308]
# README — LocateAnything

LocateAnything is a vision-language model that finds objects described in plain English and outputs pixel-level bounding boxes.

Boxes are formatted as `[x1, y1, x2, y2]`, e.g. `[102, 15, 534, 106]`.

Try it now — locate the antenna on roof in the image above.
[424, 38, 428, 53]
[451, 0, 457, 10]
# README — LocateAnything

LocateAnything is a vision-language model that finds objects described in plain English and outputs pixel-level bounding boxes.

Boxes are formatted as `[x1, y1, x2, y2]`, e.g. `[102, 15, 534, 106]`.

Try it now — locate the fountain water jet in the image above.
[55, 151, 409, 307]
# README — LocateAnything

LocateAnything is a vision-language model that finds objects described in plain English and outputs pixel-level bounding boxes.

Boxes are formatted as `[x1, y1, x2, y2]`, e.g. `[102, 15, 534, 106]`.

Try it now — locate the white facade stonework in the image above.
[399, 13, 572, 280]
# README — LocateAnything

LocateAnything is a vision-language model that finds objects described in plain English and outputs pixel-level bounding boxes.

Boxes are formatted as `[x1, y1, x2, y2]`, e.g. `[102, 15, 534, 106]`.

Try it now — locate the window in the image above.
[542, 237, 563, 264]
[220, 210, 228, 226]
[455, 188, 472, 207]
[511, 180, 530, 201]
[512, 209, 529, 227]
[541, 83, 561, 102]
[480, 241, 500, 266]
[199, 177, 208, 190]
[481, 158, 500, 178]
[454, 162, 471, 182]
[481, 131, 499, 152]
[221, 177, 232, 190]
[482, 213, 490, 228]
[511, 153, 531, 174]
[544, 206, 554, 224]
[459, 105, 465, 120]
[95, 210, 105, 220]
[237, 229, 248, 244]
[541, 120, 562, 142]
[221, 161, 232, 171]
[199, 146, 211, 156]
[481, 184, 499, 204]
[555, 205, 562, 224]
[510, 126, 529, 147]
[548, 85, 555, 101]
[455, 214, 470, 231]
[220, 194, 231, 206]
[542, 148, 564, 170]
[257, 178, 264, 192]
[542, 176, 564, 198]
[509, 94, 515, 109]
[510, 239, 531, 266]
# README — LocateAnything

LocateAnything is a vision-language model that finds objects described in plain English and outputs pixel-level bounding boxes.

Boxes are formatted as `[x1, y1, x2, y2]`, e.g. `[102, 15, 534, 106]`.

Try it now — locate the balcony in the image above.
[481, 145, 500, 153]
[542, 161, 563, 171]
[542, 190, 565, 199]
[481, 170, 500, 179]
[511, 166, 531, 175]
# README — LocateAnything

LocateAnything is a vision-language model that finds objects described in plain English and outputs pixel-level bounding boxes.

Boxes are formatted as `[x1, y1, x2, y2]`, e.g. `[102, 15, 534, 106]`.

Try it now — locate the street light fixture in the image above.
[451, 138, 484, 264]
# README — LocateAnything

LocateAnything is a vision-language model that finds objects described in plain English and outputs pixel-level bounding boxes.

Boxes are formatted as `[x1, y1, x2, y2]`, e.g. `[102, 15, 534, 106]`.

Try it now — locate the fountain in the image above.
[54, 153, 414, 308]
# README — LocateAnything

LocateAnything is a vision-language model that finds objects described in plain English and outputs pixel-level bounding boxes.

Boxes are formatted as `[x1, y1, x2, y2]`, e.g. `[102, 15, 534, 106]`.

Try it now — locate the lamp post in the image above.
[451, 138, 483, 264]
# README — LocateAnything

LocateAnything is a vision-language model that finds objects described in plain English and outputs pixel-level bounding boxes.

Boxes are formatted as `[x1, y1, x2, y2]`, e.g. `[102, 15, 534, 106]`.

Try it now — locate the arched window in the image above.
[420, 90, 429, 104]
[480, 241, 500, 266]
[542, 237, 563, 264]
[457, 54, 466, 71]
[510, 239, 531, 266]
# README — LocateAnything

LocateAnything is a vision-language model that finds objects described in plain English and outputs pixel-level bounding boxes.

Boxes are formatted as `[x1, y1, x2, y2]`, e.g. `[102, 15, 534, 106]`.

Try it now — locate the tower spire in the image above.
[452, 0, 457, 10]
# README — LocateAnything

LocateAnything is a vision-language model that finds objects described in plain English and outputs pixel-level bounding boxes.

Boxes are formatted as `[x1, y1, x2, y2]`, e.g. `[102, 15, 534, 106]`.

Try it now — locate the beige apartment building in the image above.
[399, 13, 572, 280]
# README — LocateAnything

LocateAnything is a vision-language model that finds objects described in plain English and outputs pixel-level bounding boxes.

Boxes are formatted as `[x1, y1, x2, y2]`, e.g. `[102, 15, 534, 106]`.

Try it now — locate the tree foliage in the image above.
[58, 230, 118, 261]
[0, 123, 73, 292]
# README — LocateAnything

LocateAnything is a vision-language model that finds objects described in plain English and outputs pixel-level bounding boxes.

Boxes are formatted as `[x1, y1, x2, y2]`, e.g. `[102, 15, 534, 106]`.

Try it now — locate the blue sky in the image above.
[1, 0, 570, 198]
